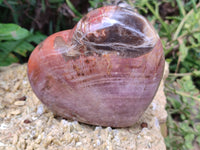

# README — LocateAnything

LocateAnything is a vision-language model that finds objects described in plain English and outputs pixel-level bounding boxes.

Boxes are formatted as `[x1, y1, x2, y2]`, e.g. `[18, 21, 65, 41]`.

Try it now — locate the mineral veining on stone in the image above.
[28, 6, 165, 127]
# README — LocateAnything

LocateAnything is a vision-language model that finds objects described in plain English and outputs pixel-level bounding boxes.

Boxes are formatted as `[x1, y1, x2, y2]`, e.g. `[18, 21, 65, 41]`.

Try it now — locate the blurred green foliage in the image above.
[0, 0, 200, 149]
[0, 23, 46, 66]
[129, 0, 200, 149]
[0, 0, 88, 66]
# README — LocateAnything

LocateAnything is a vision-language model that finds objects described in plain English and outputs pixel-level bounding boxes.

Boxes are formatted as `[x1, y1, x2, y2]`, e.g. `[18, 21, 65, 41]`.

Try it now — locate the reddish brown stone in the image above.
[27, 6, 164, 127]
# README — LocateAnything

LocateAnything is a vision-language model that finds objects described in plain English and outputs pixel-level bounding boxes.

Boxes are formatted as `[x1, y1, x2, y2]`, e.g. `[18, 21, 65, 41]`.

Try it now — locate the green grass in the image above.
[128, 0, 200, 149]
[0, 0, 200, 149]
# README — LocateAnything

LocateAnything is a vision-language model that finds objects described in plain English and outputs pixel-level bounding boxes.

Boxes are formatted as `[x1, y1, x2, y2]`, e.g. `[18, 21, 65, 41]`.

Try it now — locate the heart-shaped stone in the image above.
[28, 6, 165, 127]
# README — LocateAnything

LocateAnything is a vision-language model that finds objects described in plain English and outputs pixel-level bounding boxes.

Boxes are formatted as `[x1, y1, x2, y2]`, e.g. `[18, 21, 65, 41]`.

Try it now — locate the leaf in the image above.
[14, 41, 34, 56]
[0, 23, 30, 41]
[193, 70, 200, 77]
[196, 136, 200, 145]
[0, 40, 34, 57]
[89, 0, 103, 8]
[0, 24, 46, 66]
[66, 0, 82, 18]
[27, 32, 47, 44]
[49, 0, 64, 3]
[165, 16, 182, 21]
[167, 97, 181, 109]
[177, 76, 197, 93]
[195, 123, 200, 133]
[73, 17, 81, 22]
[0, 41, 21, 53]
[193, 33, 200, 43]
[180, 114, 186, 120]
[179, 42, 189, 62]
[0, 52, 18, 66]
[184, 134, 195, 149]
[0, 31, 46, 59]
[179, 122, 193, 133]
[176, 0, 186, 16]
[89, 1, 96, 8]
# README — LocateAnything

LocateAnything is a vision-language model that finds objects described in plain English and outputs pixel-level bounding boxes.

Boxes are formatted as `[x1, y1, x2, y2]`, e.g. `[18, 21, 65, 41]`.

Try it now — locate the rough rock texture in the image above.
[0, 63, 168, 150]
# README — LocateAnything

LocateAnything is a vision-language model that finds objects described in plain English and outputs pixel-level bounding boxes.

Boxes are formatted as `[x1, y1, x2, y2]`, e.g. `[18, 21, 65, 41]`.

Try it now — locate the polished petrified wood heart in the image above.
[28, 5, 165, 127]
